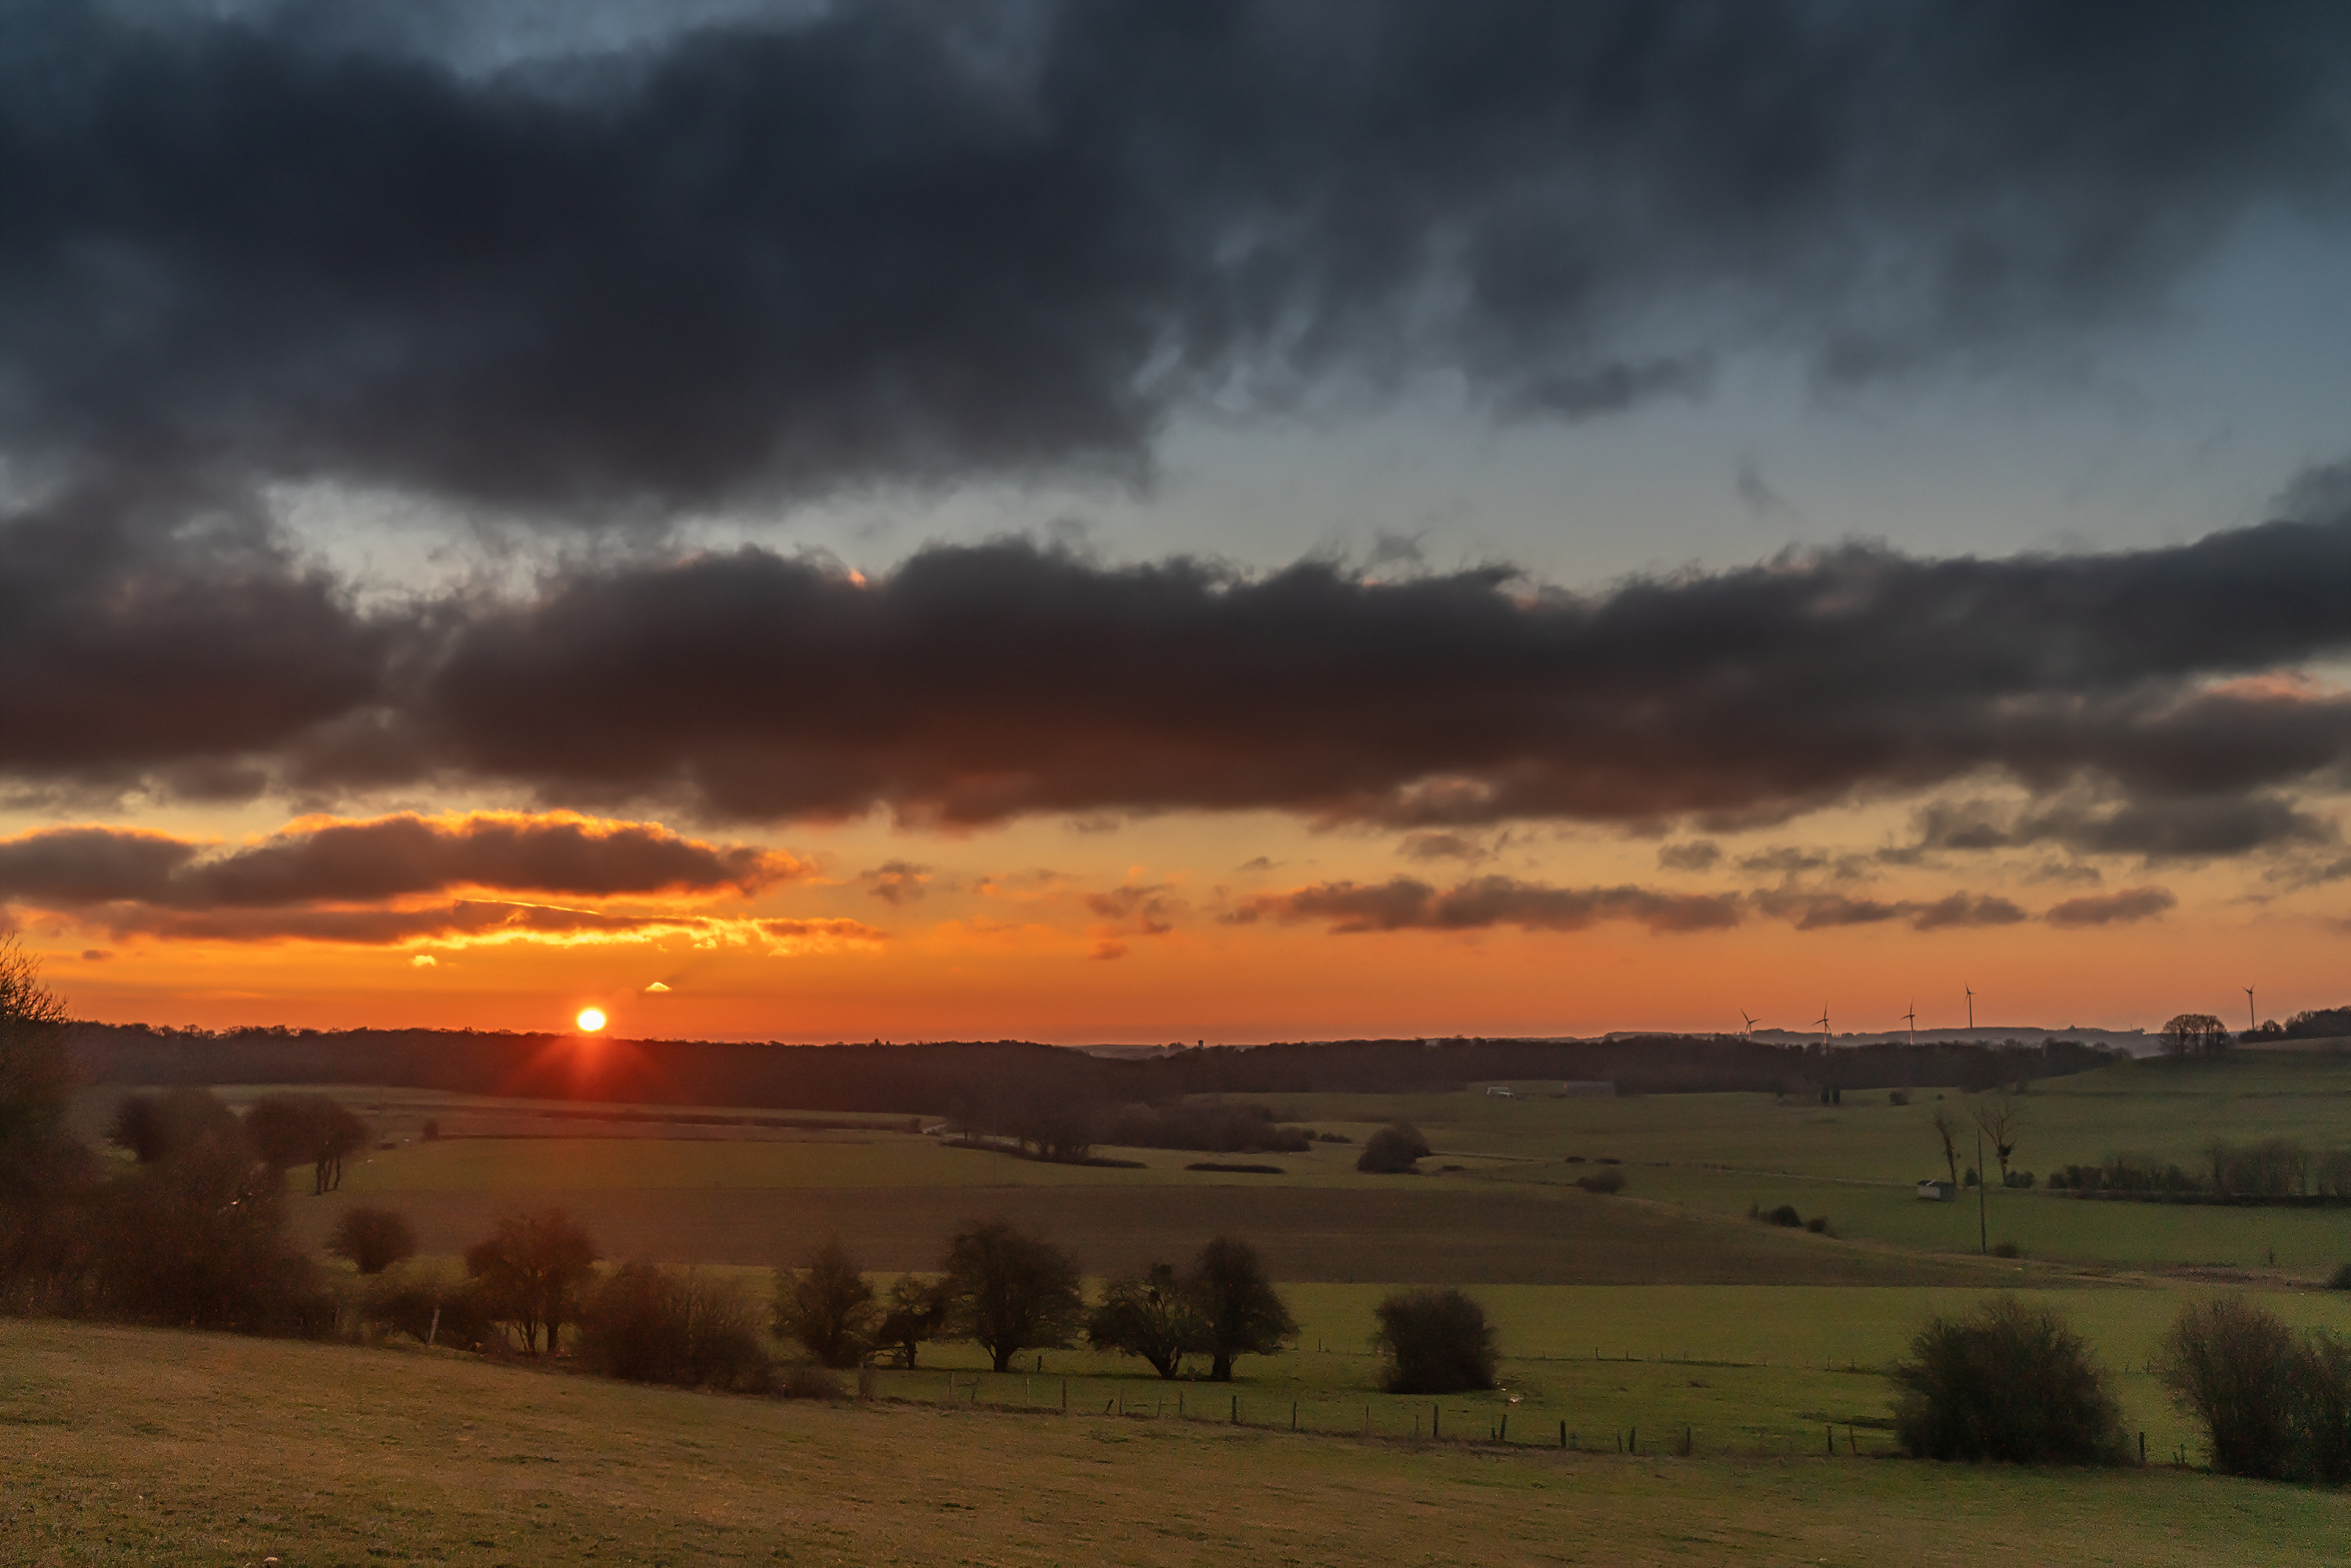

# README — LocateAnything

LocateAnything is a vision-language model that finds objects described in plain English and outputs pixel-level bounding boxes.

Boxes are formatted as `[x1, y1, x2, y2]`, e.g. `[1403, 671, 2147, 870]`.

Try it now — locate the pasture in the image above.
[174, 1045, 2351, 1280]
[875, 1281, 2351, 1462]
[9, 1319, 2349, 1568]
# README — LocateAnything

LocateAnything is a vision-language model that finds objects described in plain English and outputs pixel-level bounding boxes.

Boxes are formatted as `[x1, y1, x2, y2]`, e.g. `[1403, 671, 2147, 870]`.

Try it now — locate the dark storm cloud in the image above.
[339, 509, 2351, 830]
[0, 481, 394, 784]
[0, 0, 2342, 509]
[9, 494, 2351, 835]
[0, 813, 800, 907]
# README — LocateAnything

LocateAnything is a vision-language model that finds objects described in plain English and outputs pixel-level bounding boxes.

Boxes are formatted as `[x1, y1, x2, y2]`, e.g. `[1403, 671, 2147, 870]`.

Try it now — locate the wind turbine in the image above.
[1903, 1001, 1918, 1048]
[1740, 1010, 1759, 1039]
[1965, 985, 1975, 1033]
[2245, 986, 2256, 1035]
[1816, 1006, 1830, 1049]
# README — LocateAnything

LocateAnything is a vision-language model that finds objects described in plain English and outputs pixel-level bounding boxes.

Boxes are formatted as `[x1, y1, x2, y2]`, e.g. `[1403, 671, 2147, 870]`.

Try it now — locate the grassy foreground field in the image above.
[857, 1282, 2351, 1461]
[8, 1319, 2348, 1568]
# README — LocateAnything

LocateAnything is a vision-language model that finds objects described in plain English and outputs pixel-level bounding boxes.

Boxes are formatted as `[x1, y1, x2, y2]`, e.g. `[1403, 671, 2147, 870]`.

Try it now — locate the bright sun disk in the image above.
[575, 1007, 607, 1033]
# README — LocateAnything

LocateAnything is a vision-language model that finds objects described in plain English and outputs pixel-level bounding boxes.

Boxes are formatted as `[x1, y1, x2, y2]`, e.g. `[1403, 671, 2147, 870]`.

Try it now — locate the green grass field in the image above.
[189, 1047, 2351, 1281]
[855, 1280, 2351, 1461]
[9, 1319, 2349, 1567]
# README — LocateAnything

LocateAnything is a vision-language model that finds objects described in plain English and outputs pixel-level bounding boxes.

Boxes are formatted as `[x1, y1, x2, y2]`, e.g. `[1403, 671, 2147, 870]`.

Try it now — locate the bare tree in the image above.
[0, 938, 91, 1314]
[465, 1208, 600, 1354]
[1929, 1106, 1961, 1187]
[1971, 1092, 2024, 1186]
[772, 1237, 878, 1367]
[244, 1093, 368, 1194]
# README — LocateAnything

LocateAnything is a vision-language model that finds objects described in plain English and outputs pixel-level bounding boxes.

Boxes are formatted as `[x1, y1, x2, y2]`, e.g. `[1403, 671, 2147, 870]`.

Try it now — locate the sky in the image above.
[5, 0, 2351, 1043]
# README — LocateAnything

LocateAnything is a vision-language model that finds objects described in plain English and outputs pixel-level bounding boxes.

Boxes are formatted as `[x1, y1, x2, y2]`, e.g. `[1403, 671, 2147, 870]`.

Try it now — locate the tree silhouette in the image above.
[1186, 1235, 1296, 1382]
[465, 1208, 600, 1354]
[941, 1218, 1082, 1373]
[773, 1237, 878, 1367]
[1086, 1262, 1203, 1378]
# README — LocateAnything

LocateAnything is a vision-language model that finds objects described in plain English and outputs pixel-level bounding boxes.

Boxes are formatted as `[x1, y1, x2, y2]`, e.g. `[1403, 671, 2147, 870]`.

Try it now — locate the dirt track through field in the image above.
[291, 1182, 2004, 1284]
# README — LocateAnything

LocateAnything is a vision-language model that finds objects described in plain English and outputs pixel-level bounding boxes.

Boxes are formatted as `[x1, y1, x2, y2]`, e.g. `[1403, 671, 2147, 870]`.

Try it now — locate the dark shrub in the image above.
[1764, 1204, 1803, 1228]
[1372, 1287, 1498, 1394]
[1991, 1240, 2022, 1258]
[107, 1088, 239, 1165]
[2150, 1295, 2351, 1482]
[578, 1263, 773, 1392]
[1356, 1123, 1431, 1175]
[779, 1363, 847, 1400]
[873, 1274, 949, 1368]
[1887, 1089, 1911, 1107]
[1575, 1168, 1625, 1194]
[1805, 1215, 1835, 1236]
[772, 1237, 878, 1368]
[90, 1102, 335, 1337]
[327, 1207, 418, 1275]
[1, 952, 96, 1315]
[362, 1263, 500, 1353]
[1890, 1295, 2125, 1465]
[2327, 1263, 2351, 1291]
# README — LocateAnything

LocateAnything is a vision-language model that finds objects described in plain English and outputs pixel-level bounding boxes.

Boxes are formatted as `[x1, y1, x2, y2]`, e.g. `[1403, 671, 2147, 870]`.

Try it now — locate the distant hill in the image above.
[1732, 1025, 2158, 1057]
[67, 1022, 2118, 1111]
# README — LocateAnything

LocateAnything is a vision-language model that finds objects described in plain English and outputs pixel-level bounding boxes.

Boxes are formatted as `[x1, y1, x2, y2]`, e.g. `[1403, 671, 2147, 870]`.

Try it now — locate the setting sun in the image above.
[575, 1007, 607, 1033]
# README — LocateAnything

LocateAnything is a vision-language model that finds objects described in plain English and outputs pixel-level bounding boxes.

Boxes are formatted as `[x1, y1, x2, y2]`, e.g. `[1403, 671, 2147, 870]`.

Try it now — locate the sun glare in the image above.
[575, 1007, 607, 1033]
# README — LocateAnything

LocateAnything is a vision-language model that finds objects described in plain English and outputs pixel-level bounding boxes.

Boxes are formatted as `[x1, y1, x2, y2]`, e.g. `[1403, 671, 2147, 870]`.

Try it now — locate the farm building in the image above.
[1915, 1179, 1956, 1201]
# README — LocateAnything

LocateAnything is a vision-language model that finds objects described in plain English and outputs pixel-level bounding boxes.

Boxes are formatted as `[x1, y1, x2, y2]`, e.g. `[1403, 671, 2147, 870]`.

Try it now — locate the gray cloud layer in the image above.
[1238, 876, 2162, 936]
[0, 0, 2342, 508]
[6, 505, 2351, 835]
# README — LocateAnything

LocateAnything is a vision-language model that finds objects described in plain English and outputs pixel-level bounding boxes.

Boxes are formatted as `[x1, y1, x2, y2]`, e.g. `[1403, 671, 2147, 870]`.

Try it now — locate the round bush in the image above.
[1371, 1287, 1498, 1394]
[1890, 1295, 2125, 1465]
[326, 1206, 418, 1276]
[1356, 1122, 1432, 1175]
